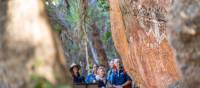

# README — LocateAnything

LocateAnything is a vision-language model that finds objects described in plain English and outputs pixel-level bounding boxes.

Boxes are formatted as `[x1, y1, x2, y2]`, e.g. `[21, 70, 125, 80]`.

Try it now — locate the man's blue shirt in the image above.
[110, 69, 131, 85]
[107, 69, 113, 83]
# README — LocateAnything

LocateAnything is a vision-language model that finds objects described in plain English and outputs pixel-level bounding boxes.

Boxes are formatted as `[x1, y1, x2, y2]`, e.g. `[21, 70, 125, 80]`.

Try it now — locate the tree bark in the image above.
[91, 23, 109, 67]
[80, 0, 108, 67]
[109, 0, 180, 88]
[0, 0, 71, 88]
[88, 39, 98, 64]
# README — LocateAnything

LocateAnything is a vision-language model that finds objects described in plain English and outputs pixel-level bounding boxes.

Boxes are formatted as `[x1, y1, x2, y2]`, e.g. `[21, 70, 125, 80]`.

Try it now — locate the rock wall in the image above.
[168, 0, 200, 88]
[109, 0, 180, 88]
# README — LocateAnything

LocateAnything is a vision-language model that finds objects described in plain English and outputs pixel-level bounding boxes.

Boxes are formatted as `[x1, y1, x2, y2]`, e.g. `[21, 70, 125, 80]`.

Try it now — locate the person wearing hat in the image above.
[70, 63, 85, 84]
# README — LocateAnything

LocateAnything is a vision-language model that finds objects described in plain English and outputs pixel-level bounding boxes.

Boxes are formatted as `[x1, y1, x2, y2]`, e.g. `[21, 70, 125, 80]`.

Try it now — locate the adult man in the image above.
[110, 59, 132, 88]
[107, 59, 114, 84]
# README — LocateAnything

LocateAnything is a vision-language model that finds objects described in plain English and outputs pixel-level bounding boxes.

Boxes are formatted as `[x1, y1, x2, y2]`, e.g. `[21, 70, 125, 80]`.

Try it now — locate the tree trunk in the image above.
[79, 0, 108, 67]
[0, 0, 71, 88]
[91, 23, 109, 67]
[88, 39, 98, 64]
[168, 0, 200, 88]
[109, 0, 180, 88]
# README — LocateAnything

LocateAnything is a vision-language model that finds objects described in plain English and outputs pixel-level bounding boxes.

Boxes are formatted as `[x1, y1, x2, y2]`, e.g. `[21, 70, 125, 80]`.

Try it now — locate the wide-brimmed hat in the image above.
[69, 63, 81, 72]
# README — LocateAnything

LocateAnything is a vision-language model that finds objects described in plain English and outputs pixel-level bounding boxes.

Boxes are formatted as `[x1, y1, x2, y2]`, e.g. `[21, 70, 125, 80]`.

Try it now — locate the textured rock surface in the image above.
[109, 0, 180, 88]
[168, 0, 200, 88]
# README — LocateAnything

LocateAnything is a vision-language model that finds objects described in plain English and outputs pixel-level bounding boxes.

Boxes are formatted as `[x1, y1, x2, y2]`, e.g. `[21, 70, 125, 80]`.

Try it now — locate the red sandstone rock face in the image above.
[140, 0, 170, 9]
[109, 0, 180, 88]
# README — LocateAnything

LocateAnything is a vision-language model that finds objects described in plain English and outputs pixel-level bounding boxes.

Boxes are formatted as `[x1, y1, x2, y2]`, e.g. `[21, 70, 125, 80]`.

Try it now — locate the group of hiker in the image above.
[69, 58, 133, 88]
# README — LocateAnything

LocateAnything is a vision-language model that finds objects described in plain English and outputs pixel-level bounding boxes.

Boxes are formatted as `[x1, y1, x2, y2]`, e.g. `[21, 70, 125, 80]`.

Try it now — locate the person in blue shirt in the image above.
[69, 63, 85, 84]
[110, 59, 132, 88]
[107, 59, 114, 85]
[85, 64, 98, 84]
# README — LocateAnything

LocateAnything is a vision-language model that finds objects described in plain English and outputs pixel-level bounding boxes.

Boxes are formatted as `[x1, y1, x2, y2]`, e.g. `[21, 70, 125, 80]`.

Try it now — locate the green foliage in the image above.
[57, 85, 71, 88]
[103, 32, 111, 41]
[53, 23, 62, 32]
[30, 74, 40, 81]
[97, 0, 109, 11]
[33, 58, 45, 68]
[51, 0, 63, 6]
[34, 81, 52, 88]
[46, 0, 117, 67]
[65, 0, 80, 24]
[31, 74, 70, 88]
[30, 74, 53, 88]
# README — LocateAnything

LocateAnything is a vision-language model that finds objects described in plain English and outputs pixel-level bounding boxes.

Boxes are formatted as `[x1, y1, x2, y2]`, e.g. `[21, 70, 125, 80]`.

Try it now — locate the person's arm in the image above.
[112, 80, 131, 88]
[85, 75, 89, 84]
[121, 80, 131, 87]
[109, 70, 115, 87]
[106, 70, 111, 81]
[122, 73, 132, 87]
[82, 76, 85, 83]
[85, 74, 93, 84]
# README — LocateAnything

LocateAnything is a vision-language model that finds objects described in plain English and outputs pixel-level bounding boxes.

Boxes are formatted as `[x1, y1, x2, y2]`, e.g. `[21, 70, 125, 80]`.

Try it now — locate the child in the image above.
[96, 65, 107, 88]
